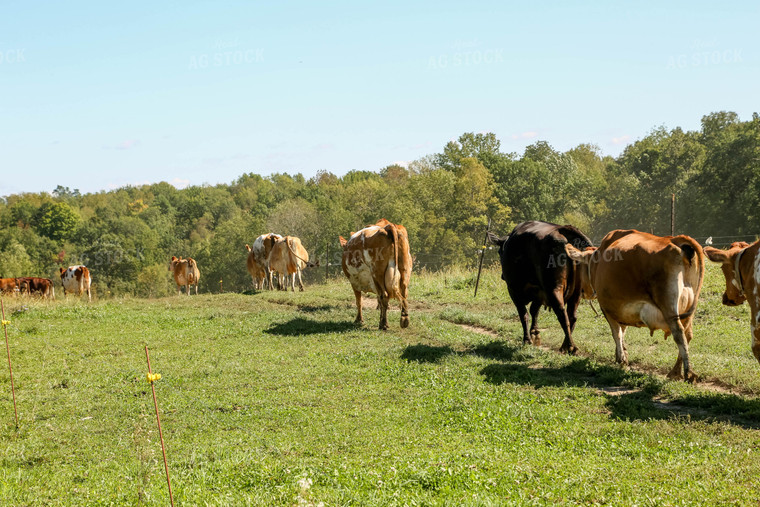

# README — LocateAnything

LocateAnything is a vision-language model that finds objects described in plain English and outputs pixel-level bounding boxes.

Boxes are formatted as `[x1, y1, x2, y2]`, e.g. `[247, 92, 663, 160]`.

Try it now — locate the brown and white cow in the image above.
[60, 265, 92, 301]
[245, 244, 267, 290]
[170, 256, 200, 295]
[704, 240, 760, 364]
[339, 219, 412, 330]
[566, 230, 704, 382]
[17, 277, 55, 299]
[252, 233, 283, 290]
[267, 236, 317, 291]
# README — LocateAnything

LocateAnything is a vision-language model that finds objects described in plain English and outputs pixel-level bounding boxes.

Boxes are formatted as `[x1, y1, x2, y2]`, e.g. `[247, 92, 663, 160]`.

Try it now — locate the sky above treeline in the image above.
[1, 1, 758, 196]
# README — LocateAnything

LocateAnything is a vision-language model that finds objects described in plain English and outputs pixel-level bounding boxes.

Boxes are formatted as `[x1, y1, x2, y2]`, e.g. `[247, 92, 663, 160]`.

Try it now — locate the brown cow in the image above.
[17, 277, 55, 299]
[339, 219, 412, 330]
[252, 233, 283, 290]
[704, 240, 760, 364]
[60, 265, 92, 301]
[267, 236, 316, 291]
[0, 278, 20, 295]
[245, 244, 267, 290]
[170, 256, 200, 295]
[566, 230, 704, 382]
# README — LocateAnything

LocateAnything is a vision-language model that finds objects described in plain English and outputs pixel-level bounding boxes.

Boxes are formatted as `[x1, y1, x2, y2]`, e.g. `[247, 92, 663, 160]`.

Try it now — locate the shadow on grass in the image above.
[402, 339, 760, 429]
[264, 318, 357, 336]
[480, 357, 760, 429]
[401, 345, 455, 363]
[401, 340, 520, 364]
[298, 304, 340, 313]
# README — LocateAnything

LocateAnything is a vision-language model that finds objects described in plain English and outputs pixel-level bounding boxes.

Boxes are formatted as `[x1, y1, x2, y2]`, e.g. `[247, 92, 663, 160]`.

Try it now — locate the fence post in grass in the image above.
[145, 346, 174, 507]
[325, 240, 330, 282]
[1, 299, 19, 429]
[473, 218, 491, 298]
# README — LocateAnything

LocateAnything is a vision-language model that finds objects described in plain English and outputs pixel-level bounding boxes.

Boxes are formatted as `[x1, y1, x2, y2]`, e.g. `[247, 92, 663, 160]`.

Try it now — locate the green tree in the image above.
[34, 202, 79, 242]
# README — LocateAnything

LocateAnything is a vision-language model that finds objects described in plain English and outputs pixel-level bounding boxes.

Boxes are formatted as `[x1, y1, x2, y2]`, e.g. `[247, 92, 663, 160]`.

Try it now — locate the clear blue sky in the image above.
[1, 1, 757, 196]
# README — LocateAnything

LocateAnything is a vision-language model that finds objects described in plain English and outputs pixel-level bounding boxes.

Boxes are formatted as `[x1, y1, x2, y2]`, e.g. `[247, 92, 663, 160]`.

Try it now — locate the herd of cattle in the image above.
[1, 217, 759, 382]
[0, 266, 92, 301]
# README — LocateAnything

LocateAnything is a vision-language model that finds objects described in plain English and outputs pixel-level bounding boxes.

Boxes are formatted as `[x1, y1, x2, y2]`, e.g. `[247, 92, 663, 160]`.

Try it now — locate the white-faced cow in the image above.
[170, 256, 200, 295]
[489, 221, 593, 354]
[267, 236, 316, 292]
[252, 233, 282, 290]
[566, 229, 704, 382]
[60, 265, 92, 301]
[339, 219, 412, 330]
[245, 244, 267, 290]
[704, 240, 760, 364]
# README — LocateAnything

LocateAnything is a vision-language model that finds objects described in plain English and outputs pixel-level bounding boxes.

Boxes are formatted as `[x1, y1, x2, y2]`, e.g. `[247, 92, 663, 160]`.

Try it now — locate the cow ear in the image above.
[245, 244, 251, 251]
[59, 267, 65, 274]
[339, 236, 348, 248]
[704, 246, 731, 264]
[487, 231, 506, 247]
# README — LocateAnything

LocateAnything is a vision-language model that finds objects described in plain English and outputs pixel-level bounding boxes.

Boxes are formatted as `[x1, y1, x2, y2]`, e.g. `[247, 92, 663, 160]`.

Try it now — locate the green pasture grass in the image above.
[1, 264, 759, 505]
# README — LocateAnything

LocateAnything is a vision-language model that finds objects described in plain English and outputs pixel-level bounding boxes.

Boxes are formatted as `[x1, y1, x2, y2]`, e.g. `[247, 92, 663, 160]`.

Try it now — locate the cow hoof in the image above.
[379, 324, 389, 331]
[559, 345, 578, 355]
[522, 338, 532, 346]
[400, 316, 409, 328]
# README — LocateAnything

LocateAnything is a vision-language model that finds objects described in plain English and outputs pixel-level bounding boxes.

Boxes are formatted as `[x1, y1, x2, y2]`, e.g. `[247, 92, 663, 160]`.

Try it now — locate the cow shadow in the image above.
[264, 318, 357, 336]
[298, 304, 339, 313]
[401, 345, 455, 363]
[479, 356, 760, 429]
[402, 338, 760, 429]
[401, 341, 519, 364]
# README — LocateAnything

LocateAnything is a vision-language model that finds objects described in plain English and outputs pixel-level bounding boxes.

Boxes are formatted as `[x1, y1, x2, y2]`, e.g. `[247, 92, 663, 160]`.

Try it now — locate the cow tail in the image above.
[672, 236, 705, 319]
[384, 223, 401, 298]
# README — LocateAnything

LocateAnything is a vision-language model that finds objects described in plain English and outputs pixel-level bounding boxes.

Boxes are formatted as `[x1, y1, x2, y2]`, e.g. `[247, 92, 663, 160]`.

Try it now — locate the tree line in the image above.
[1, 111, 758, 297]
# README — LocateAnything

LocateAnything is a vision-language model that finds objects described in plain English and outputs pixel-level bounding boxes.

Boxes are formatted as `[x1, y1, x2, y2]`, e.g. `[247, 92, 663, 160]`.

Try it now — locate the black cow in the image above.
[488, 221, 593, 354]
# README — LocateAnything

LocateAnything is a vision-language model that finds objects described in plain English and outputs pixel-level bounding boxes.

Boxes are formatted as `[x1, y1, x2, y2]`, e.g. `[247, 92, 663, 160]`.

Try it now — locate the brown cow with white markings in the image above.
[339, 219, 412, 330]
[267, 236, 316, 292]
[566, 229, 704, 382]
[60, 265, 92, 301]
[704, 240, 760, 364]
[170, 256, 200, 295]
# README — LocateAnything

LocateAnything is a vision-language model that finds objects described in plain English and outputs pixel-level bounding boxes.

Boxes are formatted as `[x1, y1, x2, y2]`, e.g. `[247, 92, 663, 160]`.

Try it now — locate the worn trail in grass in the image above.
[1, 266, 760, 505]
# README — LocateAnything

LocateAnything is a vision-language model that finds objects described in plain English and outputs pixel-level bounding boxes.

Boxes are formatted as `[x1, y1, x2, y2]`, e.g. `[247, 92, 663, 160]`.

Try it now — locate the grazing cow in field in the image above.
[488, 221, 593, 354]
[17, 277, 55, 299]
[339, 218, 412, 330]
[566, 230, 705, 382]
[704, 240, 760, 364]
[0, 278, 20, 295]
[267, 236, 316, 292]
[60, 265, 92, 301]
[170, 256, 200, 295]
[245, 244, 267, 290]
[252, 233, 283, 290]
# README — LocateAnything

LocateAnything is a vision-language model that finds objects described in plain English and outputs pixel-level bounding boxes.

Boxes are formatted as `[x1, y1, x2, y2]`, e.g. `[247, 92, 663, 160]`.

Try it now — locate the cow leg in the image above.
[378, 294, 390, 330]
[752, 312, 760, 365]
[194, 284, 198, 295]
[606, 317, 628, 365]
[528, 301, 542, 346]
[399, 275, 409, 329]
[549, 290, 577, 355]
[667, 317, 695, 382]
[353, 289, 363, 324]
[265, 269, 273, 290]
[514, 300, 532, 345]
[297, 268, 304, 292]
[290, 273, 296, 292]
